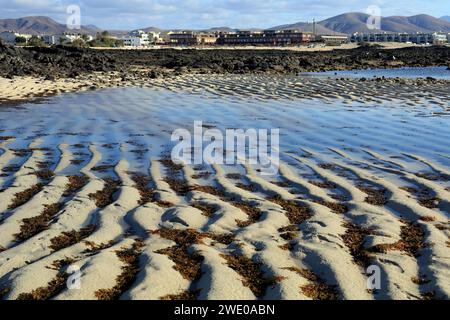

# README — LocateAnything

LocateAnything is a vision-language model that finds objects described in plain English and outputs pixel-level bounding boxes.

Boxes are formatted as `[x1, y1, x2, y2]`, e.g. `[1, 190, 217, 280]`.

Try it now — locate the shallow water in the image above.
[1, 85, 450, 300]
[304, 66, 450, 80]
[0, 86, 449, 176]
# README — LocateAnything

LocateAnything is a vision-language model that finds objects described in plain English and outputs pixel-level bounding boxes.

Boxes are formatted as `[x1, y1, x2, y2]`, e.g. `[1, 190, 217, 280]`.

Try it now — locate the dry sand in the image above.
[0, 74, 449, 301]
[0, 73, 125, 104]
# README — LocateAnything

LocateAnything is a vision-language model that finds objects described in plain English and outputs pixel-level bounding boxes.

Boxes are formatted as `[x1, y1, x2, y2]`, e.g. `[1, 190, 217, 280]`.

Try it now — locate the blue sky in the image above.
[0, 0, 449, 30]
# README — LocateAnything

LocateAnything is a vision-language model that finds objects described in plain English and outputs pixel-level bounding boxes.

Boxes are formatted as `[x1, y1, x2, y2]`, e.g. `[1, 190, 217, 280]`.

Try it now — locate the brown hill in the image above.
[0, 16, 99, 35]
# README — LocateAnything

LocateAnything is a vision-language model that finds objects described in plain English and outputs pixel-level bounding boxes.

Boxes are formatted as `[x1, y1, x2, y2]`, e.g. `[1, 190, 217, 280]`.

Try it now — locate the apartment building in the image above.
[169, 32, 196, 45]
[216, 30, 313, 46]
[198, 33, 218, 45]
[148, 31, 163, 44]
[351, 32, 448, 45]
[317, 35, 349, 45]
[123, 30, 150, 47]
[169, 32, 217, 45]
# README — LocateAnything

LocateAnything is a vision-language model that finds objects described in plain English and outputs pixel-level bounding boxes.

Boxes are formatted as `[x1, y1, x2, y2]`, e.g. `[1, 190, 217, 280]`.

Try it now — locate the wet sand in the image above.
[0, 76, 449, 300]
[1, 73, 449, 107]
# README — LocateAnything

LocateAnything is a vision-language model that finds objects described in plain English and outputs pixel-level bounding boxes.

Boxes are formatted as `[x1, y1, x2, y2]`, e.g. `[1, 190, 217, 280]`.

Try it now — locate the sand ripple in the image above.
[0, 79, 449, 300]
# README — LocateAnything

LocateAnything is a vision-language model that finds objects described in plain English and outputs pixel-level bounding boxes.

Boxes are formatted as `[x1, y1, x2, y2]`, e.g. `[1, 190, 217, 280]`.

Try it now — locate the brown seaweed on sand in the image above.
[15, 203, 63, 241]
[95, 240, 145, 300]
[8, 183, 44, 210]
[220, 253, 277, 298]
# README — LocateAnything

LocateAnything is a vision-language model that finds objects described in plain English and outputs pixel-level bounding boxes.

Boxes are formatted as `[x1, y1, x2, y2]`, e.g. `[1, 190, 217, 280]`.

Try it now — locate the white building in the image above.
[58, 34, 93, 45]
[148, 31, 163, 43]
[63, 34, 81, 43]
[123, 36, 146, 47]
[0, 31, 32, 44]
[432, 33, 447, 44]
[123, 30, 151, 47]
[351, 32, 448, 45]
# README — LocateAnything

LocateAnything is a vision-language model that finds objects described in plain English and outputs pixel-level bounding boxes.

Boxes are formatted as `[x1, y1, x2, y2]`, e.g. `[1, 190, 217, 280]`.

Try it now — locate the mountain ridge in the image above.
[2, 13, 450, 36]
[0, 16, 100, 35]
[275, 12, 450, 34]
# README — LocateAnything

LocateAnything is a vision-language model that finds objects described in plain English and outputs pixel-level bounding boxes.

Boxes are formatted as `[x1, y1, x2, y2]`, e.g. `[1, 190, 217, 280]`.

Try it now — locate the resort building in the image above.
[351, 32, 448, 45]
[148, 31, 163, 44]
[169, 32, 196, 45]
[123, 30, 150, 47]
[169, 32, 197, 45]
[197, 33, 218, 45]
[216, 30, 313, 46]
[432, 33, 448, 45]
[317, 35, 349, 46]
[169, 32, 217, 46]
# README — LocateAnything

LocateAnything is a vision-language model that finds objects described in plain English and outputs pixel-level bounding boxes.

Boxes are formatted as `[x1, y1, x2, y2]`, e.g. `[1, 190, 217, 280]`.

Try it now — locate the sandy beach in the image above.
[0, 72, 449, 300]
[0, 73, 127, 104]
[1, 71, 449, 106]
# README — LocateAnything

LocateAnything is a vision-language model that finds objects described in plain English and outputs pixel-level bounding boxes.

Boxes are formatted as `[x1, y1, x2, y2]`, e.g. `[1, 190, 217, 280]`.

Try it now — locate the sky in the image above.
[0, 0, 449, 30]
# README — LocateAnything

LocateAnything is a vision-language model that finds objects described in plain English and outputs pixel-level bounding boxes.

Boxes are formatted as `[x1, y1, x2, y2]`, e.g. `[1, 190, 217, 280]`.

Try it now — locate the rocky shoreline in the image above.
[0, 41, 449, 105]
[1, 41, 450, 78]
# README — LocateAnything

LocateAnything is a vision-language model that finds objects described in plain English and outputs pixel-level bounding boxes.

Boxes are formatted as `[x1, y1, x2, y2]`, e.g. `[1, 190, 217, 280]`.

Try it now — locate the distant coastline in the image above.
[0, 41, 449, 105]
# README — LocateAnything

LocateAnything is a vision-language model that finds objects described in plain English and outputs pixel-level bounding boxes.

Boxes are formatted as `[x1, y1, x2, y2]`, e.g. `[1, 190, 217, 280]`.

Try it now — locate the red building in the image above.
[217, 30, 313, 46]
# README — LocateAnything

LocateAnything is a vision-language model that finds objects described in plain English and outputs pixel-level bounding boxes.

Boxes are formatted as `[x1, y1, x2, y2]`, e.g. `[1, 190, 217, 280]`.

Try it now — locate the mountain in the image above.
[270, 21, 340, 35]
[125, 27, 163, 36]
[0, 16, 100, 35]
[106, 30, 130, 37]
[137, 27, 162, 33]
[386, 14, 450, 32]
[130, 26, 239, 33]
[203, 27, 236, 32]
[319, 12, 374, 33]
[273, 12, 450, 34]
[2, 14, 450, 37]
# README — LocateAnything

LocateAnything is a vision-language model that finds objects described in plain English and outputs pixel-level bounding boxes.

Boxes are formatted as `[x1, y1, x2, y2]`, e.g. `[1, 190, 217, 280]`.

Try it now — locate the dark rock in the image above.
[68, 71, 81, 78]
[0, 42, 449, 79]
[148, 70, 160, 79]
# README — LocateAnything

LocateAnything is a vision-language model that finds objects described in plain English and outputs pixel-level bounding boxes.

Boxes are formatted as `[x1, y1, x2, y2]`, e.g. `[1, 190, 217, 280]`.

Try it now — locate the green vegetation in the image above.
[15, 36, 27, 44]
[28, 35, 45, 47]
[88, 31, 124, 48]
[69, 38, 88, 48]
